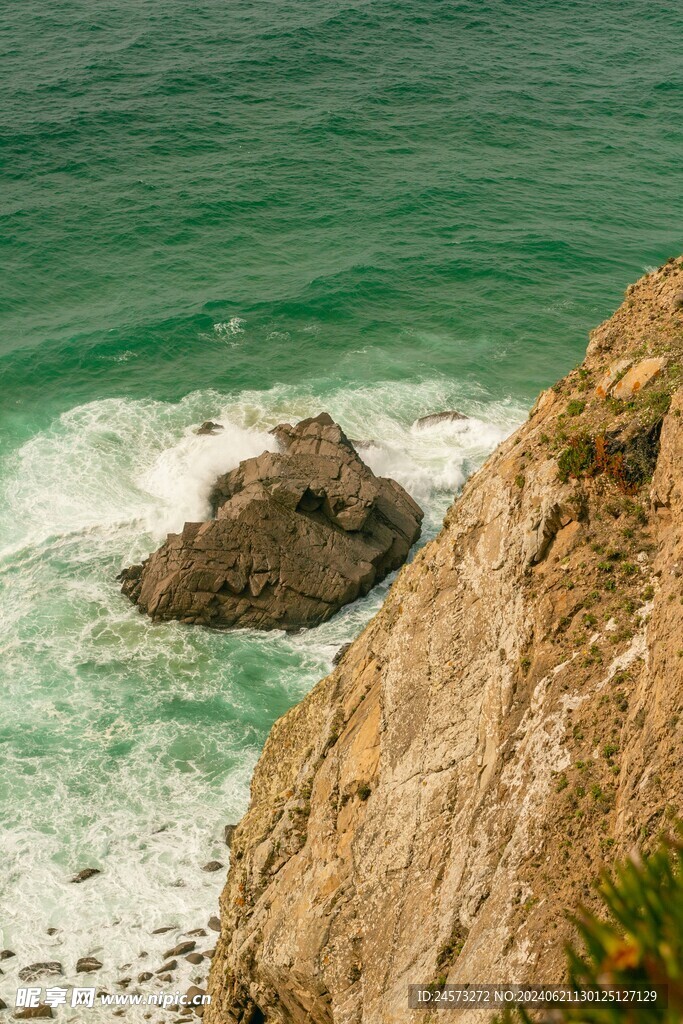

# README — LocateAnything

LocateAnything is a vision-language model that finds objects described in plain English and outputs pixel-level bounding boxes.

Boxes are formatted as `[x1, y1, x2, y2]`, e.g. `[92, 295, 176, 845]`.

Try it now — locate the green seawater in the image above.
[1, 0, 681, 1007]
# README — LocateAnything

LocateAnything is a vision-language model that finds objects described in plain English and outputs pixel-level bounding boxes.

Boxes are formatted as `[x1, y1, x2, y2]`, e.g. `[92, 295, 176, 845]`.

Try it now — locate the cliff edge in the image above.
[206, 260, 683, 1024]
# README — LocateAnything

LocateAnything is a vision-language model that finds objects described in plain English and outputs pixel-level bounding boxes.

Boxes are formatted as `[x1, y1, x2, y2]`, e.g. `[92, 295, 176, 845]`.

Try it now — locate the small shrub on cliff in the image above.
[495, 827, 683, 1023]
[558, 434, 595, 483]
[567, 400, 587, 417]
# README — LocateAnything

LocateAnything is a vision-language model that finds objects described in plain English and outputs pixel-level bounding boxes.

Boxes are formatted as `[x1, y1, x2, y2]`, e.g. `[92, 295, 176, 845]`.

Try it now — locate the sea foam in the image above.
[0, 379, 522, 1017]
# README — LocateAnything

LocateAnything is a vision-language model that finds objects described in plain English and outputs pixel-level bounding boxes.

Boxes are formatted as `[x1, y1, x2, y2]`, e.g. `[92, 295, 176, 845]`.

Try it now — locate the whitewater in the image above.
[0, 378, 522, 1016]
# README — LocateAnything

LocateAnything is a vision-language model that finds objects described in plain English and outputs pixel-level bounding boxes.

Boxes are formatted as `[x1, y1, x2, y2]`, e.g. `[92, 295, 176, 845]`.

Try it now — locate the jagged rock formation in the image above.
[120, 414, 423, 631]
[206, 260, 683, 1024]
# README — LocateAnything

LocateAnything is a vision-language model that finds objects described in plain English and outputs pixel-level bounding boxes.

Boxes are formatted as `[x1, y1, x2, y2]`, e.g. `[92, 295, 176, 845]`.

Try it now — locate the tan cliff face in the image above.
[206, 260, 683, 1024]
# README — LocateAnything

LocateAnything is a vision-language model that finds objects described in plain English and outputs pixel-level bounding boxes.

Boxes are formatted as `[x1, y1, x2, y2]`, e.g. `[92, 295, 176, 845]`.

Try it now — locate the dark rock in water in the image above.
[14, 1007, 54, 1019]
[0, 997, 6, 1009]
[157, 973, 174, 983]
[207, 916, 221, 933]
[163, 941, 196, 959]
[185, 952, 204, 964]
[414, 410, 469, 428]
[121, 414, 423, 631]
[116, 977, 131, 988]
[224, 824, 237, 847]
[202, 860, 223, 872]
[19, 962, 63, 982]
[46, 928, 58, 936]
[332, 642, 352, 666]
[152, 925, 177, 934]
[187, 985, 208, 1007]
[0, 949, 16, 959]
[76, 956, 103, 973]
[195, 421, 224, 436]
[201, 948, 216, 958]
[138, 971, 153, 982]
[185, 928, 207, 937]
[70, 867, 100, 883]
[348, 438, 377, 449]
[156, 959, 178, 974]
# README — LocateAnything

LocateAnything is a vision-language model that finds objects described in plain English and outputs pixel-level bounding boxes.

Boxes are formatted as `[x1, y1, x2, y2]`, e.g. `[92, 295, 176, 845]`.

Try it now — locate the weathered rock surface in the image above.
[121, 413, 423, 631]
[206, 259, 683, 1024]
[18, 963, 63, 982]
[75, 957, 102, 973]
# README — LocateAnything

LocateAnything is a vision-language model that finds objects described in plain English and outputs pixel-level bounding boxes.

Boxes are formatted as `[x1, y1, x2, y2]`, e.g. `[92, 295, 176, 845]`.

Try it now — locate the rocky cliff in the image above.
[120, 414, 422, 631]
[206, 260, 683, 1024]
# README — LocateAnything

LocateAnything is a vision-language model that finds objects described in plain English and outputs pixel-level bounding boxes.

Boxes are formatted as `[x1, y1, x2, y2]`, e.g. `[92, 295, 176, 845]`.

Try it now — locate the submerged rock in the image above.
[70, 867, 100, 883]
[414, 410, 468, 427]
[120, 413, 423, 631]
[202, 861, 223, 872]
[195, 421, 224, 436]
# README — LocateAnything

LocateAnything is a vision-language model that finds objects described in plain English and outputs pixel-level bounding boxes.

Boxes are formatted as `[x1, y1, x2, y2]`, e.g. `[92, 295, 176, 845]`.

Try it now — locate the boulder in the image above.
[14, 1008, 53, 1020]
[185, 953, 204, 965]
[207, 917, 221, 933]
[223, 825, 236, 847]
[163, 941, 196, 959]
[201, 861, 223, 872]
[414, 410, 468, 428]
[0, 950, 15, 960]
[120, 414, 423, 631]
[194, 421, 224, 436]
[156, 960, 178, 974]
[70, 867, 100, 883]
[76, 957, 102, 973]
[18, 962, 63, 982]
[187, 985, 208, 1008]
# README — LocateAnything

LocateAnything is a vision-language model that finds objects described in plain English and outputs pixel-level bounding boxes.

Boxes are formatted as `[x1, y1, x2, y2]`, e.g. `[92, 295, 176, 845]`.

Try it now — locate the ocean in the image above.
[1, 0, 681, 1013]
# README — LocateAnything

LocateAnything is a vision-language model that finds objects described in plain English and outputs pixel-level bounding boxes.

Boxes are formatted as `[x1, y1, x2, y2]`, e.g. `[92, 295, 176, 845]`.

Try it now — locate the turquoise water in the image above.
[1, 0, 682, 1010]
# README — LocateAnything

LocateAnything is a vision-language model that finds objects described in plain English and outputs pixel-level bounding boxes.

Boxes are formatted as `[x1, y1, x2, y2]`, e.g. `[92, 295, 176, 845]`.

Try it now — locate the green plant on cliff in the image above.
[495, 828, 683, 1023]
